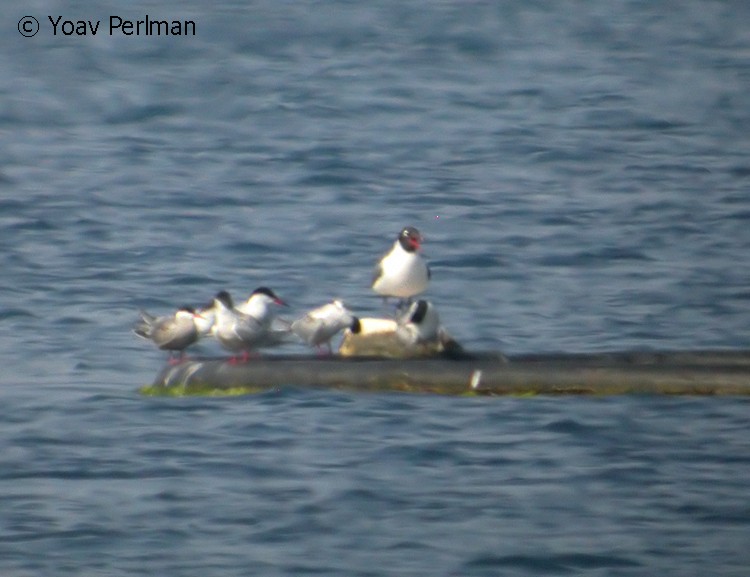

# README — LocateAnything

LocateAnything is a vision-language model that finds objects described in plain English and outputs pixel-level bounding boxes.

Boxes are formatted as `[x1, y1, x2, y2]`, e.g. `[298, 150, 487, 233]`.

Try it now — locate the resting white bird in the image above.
[211, 290, 290, 362]
[291, 300, 361, 354]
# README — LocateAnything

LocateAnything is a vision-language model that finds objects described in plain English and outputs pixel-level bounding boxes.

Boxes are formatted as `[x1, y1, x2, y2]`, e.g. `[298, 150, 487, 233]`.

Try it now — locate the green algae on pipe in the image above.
[140, 350, 750, 397]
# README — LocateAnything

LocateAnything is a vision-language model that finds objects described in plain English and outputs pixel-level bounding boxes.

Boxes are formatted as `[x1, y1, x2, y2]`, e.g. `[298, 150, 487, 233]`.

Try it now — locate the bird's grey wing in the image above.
[291, 315, 321, 345]
[152, 317, 196, 350]
[260, 325, 293, 347]
[232, 314, 264, 342]
[273, 317, 292, 330]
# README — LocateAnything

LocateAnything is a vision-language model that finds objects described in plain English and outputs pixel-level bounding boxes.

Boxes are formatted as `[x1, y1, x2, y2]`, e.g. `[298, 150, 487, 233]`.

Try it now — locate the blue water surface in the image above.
[1, 0, 749, 575]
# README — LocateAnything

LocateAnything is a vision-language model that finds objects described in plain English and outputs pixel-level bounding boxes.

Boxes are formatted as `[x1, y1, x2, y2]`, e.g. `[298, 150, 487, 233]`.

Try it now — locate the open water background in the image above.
[1, 0, 749, 575]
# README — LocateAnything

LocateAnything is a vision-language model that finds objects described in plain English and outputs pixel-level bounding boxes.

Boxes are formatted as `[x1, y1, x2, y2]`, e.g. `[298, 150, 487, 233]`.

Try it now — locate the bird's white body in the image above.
[291, 300, 360, 351]
[236, 292, 280, 325]
[212, 291, 289, 355]
[372, 226, 430, 299]
[372, 245, 429, 298]
[194, 306, 216, 337]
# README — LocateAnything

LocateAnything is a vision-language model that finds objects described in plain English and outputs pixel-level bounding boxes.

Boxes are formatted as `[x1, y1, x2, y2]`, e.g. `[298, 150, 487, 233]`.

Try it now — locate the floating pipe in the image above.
[141, 349, 750, 396]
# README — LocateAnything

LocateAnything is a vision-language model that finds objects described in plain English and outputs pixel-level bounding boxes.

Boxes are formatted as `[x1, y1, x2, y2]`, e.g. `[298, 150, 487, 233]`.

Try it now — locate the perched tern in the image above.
[211, 290, 289, 361]
[291, 299, 362, 354]
[372, 226, 430, 301]
[133, 306, 204, 363]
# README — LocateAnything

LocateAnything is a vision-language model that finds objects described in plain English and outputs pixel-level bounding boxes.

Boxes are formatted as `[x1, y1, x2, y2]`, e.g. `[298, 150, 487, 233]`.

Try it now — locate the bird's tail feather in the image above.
[132, 310, 156, 339]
